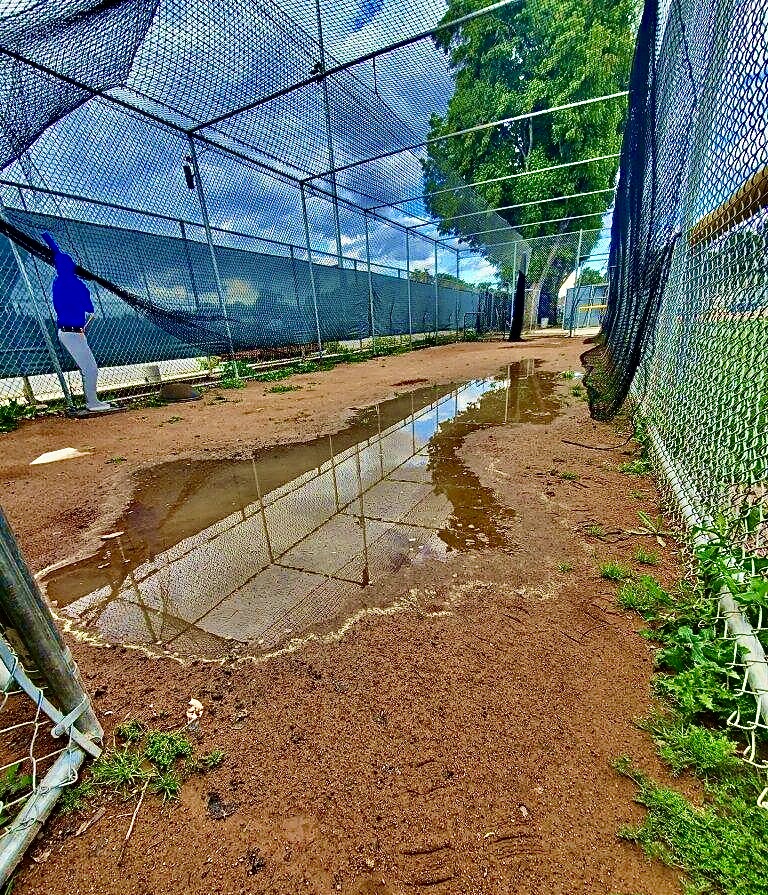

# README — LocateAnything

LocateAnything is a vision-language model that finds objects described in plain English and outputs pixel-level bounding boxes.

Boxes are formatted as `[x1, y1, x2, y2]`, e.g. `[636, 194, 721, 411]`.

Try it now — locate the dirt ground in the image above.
[1, 337, 686, 894]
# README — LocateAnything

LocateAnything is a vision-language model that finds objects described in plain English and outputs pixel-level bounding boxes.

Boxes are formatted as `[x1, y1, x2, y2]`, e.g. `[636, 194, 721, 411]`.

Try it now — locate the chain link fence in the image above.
[585, 0, 768, 759]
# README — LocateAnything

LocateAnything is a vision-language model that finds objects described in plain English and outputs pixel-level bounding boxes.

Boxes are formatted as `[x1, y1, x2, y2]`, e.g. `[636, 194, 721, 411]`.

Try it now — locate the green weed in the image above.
[620, 457, 652, 475]
[570, 384, 587, 399]
[634, 548, 660, 566]
[599, 561, 632, 581]
[106, 456, 127, 465]
[143, 731, 193, 770]
[266, 384, 302, 393]
[0, 763, 32, 803]
[186, 749, 226, 774]
[560, 370, 576, 380]
[149, 770, 182, 802]
[616, 759, 768, 895]
[116, 718, 147, 743]
[0, 399, 36, 433]
[557, 561, 574, 573]
[618, 575, 671, 619]
[558, 470, 580, 481]
[637, 714, 741, 779]
[586, 523, 606, 538]
[57, 781, 95, 814]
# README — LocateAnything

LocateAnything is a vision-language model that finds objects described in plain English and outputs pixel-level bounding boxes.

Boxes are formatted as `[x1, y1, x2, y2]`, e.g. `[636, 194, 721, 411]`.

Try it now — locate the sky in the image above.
[1, 0, 614, 289]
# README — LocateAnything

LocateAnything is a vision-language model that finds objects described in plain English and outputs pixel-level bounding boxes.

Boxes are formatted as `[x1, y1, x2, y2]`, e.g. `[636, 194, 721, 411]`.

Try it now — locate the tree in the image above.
[424, 0, 636, 301]
[577, 267, 606, 286]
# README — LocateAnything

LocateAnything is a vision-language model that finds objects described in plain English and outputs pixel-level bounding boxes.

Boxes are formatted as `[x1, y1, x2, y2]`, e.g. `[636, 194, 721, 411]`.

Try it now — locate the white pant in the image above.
[58, 329, 102, 408]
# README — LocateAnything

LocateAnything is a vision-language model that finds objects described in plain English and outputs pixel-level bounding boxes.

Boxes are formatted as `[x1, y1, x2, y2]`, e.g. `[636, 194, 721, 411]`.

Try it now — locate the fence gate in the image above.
[0, 507, 102, 884]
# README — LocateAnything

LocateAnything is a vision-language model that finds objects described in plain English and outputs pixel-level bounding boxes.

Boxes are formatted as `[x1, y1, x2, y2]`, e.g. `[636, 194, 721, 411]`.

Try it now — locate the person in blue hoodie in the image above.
[42, 233, 111, 412]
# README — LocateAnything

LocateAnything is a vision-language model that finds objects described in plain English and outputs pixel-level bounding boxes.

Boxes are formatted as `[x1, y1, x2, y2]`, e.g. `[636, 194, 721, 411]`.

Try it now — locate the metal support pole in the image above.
[364, 213, 375, 352]
[300, 184, 324, 355]
[405, 229, 412, 345]
[570, 228, 584, 336]
[314, 0, 343, 266]
[433, 242, 439, 340]
[455, 249, 460, 280]
[0, 202, 72, 405]
[186, 136, 238, 371]
[0, 508, 101, 740]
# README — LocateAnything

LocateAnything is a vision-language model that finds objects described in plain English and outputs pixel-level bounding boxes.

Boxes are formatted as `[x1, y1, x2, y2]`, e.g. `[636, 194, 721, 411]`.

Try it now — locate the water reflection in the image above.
[43, 360, 559, 658]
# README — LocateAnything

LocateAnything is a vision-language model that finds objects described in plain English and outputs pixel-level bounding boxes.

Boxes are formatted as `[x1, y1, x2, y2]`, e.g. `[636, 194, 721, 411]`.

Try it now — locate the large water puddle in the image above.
[42, 360, 560, 659]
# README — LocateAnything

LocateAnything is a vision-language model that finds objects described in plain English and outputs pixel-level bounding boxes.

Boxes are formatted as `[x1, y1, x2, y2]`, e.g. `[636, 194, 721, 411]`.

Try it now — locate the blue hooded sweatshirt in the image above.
[42, 232, 94, 329]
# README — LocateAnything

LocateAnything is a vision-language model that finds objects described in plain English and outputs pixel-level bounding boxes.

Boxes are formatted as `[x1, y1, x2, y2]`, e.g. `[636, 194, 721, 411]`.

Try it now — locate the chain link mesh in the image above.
[584, 0, 768, 754]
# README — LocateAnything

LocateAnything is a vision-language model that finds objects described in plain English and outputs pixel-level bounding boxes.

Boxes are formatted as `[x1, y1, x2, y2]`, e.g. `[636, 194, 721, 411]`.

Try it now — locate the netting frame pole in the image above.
[186, 135, 238, 374]
[0, 508, 101, 740]
[364, 212, 376, 353]
[0, 201, 72, 406]
[433, 242, 439, 340]
[570, 228, 583, 336]
[299, 184, 324, 356]
[313, 0, 343, 266]
[405, 229, 413, 345]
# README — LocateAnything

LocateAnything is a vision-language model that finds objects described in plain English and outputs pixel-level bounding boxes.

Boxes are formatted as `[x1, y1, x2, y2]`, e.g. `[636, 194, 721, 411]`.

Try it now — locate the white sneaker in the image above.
[86, 401, 113, 412]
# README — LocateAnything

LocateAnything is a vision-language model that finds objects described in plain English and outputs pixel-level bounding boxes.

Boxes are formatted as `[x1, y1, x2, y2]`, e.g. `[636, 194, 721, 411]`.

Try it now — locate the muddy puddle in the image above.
[42, 360, 560, 659]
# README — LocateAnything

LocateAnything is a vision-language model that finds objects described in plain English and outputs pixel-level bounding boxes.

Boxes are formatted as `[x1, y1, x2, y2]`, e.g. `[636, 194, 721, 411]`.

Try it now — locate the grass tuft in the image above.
[599, 561, 632, 581]
[144, 731, 193, 770]
[634, 547, 660, 565]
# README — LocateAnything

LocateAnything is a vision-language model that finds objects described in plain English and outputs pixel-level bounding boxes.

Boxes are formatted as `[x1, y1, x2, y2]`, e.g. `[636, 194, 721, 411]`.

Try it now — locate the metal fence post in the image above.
[0, 202, 72, 405]
[186, 135, 238, 371]
[433, 242, 439, 339]
[570, 228, 584, 336]
[405, 229, 412, 345]
[300, 183, 324, 355]
[0, 508, 101, 740]
[364, 212, 375, 352]
[314, 0, 343, 266]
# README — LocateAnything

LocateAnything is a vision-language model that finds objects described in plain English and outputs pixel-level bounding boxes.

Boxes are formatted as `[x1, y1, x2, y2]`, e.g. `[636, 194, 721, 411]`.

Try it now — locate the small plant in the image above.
[144, 731, 193, 770]
[557, 561, 574, 573]
[149, 770, 182, 802]
[0, 763, 32, 803]
[57, 781, 95, 814]
[619, 457, 652, 475]
[162, 416, 184, 424]
[187, 749, 226, 773]
[618, 575, 670, 618]
[106, 456, 127, 465]
[220, 377, 246, 389]
[198, 355, 221, 374]
[634, 547, 660, 565]
[560, 370, 576, 380]
[116, 718, 147, 743]
[599, 561, 632, 581]
[570, 384, 587, 399]
[615, 758, 768, 895]
[630, 489, 645, 500]
[558, 470, 580, 481]
[91, 747, 149, 790]
[0, 399, 36, 433]
[586, 523, 606, 538]
[266, 384, 302, 393]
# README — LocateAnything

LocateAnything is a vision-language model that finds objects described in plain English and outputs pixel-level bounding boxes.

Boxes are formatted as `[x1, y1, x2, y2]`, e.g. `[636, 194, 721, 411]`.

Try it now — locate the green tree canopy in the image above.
[424, 0, 636, 293]
[577, 267, 607, 286]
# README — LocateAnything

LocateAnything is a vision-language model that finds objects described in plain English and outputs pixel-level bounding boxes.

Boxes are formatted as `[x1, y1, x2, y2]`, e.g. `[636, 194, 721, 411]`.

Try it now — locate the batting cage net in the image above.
[0, 0, 628, 405]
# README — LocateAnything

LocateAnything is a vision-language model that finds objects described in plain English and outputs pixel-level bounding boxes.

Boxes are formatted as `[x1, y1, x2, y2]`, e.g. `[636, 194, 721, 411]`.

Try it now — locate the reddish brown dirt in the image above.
[1, 338, 685, 894]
